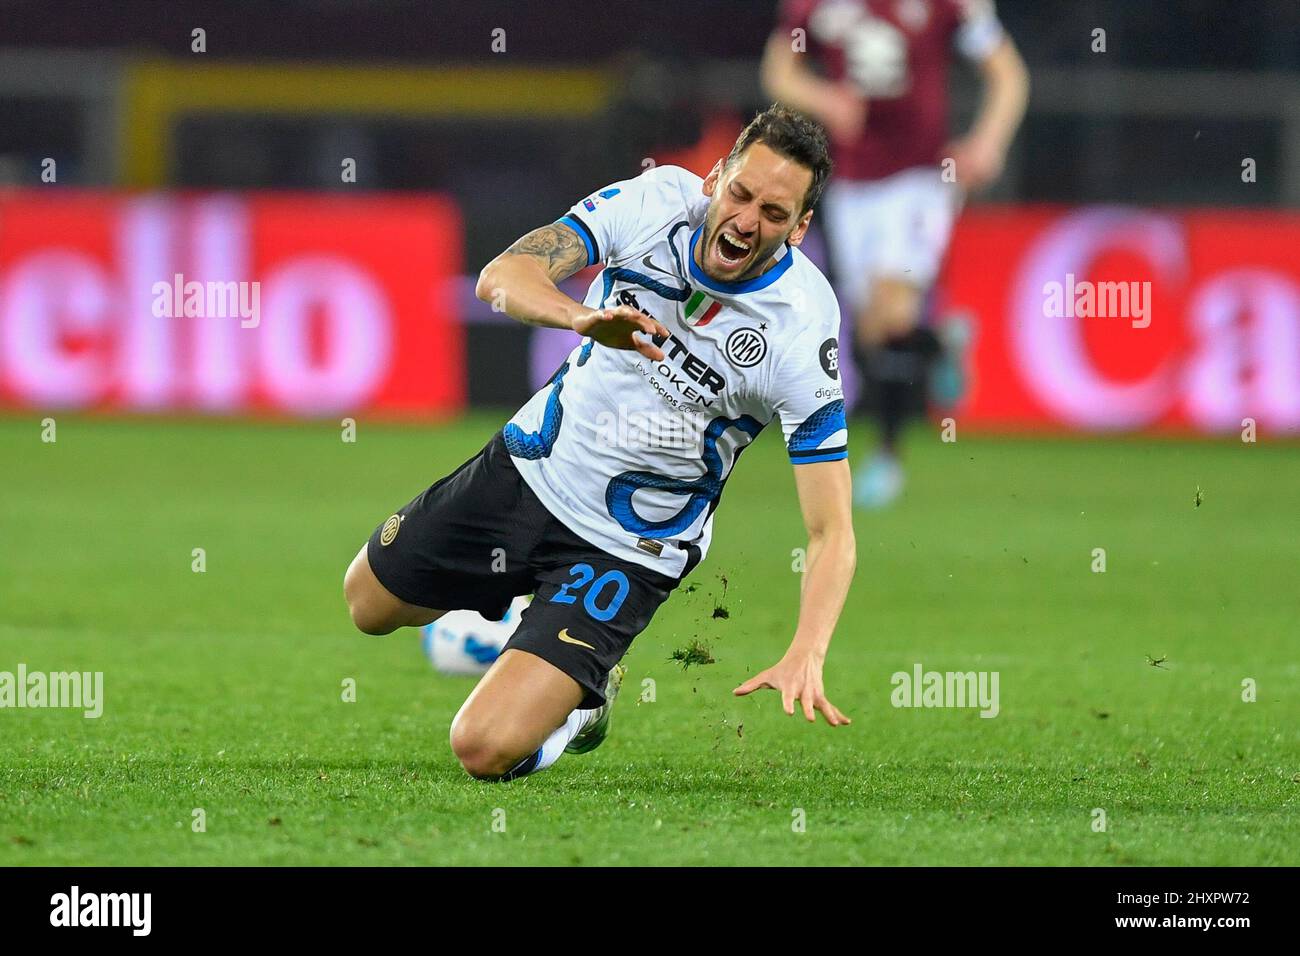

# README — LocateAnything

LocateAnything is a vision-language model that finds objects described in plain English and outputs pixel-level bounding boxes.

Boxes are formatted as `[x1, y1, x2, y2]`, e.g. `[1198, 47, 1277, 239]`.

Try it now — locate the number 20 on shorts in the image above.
[550, 563, 630, 622]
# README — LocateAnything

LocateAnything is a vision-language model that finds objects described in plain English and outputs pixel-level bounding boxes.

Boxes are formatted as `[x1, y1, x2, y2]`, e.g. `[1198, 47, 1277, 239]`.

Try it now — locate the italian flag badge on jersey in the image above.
[682, 288, 722, 327]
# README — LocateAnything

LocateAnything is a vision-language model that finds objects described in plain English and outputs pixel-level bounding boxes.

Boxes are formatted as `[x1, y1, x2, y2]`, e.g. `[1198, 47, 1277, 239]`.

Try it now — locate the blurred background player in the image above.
[762, 0, 1028, 507]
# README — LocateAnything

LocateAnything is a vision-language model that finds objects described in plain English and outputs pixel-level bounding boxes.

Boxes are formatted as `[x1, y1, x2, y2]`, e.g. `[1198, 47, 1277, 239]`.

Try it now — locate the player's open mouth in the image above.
[714, 230, 752, 270]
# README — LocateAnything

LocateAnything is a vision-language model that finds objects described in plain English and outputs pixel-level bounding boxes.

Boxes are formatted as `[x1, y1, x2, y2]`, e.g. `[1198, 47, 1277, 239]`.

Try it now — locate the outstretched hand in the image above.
[733, 652, 851, 726]
[572, 306, 669, 362]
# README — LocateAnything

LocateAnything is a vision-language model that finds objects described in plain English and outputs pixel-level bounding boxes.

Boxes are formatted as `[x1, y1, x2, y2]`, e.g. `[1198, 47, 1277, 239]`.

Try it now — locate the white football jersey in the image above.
[504, 165, 847, 578]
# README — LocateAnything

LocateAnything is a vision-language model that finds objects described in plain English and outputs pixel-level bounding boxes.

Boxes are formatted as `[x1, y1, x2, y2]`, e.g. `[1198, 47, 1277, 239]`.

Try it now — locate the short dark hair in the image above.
[724, 104, 832, 215]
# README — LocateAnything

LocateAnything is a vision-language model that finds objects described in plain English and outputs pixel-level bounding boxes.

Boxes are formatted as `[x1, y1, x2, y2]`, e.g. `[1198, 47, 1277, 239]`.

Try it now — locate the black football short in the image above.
[365, 431, 678, 708]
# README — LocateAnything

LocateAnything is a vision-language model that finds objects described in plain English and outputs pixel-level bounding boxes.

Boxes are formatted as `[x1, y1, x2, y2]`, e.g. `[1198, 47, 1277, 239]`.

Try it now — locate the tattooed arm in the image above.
[474, 222, 592, 331]
[475, 221, 667, 359]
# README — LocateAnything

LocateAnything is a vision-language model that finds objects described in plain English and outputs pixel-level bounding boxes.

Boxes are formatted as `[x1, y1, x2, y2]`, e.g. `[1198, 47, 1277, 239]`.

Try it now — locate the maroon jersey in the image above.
[777, 0, 1003, 181]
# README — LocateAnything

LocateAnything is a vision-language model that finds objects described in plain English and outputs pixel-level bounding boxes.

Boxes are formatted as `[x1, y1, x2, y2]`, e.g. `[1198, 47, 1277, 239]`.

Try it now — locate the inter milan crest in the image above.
[725, 327, 768, 368]
[380, 514, 402, 546]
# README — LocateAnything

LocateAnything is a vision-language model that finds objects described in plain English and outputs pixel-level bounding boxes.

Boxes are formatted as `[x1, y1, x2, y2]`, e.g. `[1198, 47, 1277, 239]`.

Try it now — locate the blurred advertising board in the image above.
[0, 192, 464, 416]
[943, 206, 1300, 434]
[4, 195, 1297, 436]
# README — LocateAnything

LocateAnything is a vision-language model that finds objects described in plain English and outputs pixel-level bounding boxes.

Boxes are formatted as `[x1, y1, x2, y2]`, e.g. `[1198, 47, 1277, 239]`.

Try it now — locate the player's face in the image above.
[699, 143, 815, 283]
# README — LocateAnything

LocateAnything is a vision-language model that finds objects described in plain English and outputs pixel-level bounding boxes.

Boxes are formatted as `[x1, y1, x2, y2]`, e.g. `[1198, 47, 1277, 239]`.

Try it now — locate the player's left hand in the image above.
[733, 652, 851, 726]
[944, 134, 1006, 194]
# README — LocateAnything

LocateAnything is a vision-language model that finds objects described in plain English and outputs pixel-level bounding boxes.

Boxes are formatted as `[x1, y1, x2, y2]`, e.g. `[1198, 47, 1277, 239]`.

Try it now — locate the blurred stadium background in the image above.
[2, 0, 1298, 429]
[2, 1, 1300, 867]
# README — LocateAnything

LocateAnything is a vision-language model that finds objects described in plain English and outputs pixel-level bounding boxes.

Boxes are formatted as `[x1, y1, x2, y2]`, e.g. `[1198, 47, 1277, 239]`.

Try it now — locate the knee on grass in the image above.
[449, 716, 528, 781]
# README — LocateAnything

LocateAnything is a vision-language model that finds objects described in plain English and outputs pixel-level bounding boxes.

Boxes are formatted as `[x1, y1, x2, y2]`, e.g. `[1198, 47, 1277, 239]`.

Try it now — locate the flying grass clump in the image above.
[710, 571, 732, 619]
[670, 640, 715, 669]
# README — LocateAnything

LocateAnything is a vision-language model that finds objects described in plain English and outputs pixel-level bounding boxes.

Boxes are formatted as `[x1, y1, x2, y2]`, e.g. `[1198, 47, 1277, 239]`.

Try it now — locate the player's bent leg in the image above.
[343, 545, 444, 635]
[448, 547, 668, 781]
[449, 649, 586, 780]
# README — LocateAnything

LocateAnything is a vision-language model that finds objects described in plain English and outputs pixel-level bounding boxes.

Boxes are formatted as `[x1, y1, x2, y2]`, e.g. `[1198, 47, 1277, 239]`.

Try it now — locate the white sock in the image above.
[537, 706, 597, 770]
[502, 706, 597, 779]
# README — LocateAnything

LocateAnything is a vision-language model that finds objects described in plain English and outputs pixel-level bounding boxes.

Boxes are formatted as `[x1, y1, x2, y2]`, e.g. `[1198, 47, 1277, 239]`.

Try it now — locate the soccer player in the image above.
[344, 106, 856, 781]
[762, 0, 1028, 507]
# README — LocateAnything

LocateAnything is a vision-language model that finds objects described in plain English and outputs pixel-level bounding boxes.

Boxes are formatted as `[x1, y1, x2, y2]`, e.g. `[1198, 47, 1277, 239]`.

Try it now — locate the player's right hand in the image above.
[572, 306, 669, 362]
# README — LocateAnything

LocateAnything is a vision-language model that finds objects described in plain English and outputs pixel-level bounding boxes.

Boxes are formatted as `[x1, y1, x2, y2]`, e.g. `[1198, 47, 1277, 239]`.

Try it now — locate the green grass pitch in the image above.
[1, 413, 1297, 865]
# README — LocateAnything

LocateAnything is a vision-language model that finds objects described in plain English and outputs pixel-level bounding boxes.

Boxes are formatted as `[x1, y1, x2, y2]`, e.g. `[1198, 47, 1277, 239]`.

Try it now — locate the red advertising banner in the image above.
[0, 191, 464, 416]
[943, 207, 1300, 433]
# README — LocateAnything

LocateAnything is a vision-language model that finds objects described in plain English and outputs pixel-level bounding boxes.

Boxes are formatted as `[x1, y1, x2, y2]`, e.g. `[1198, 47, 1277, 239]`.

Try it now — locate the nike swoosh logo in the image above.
[641, 255, 681, 279]
[557, 629, 596, 650]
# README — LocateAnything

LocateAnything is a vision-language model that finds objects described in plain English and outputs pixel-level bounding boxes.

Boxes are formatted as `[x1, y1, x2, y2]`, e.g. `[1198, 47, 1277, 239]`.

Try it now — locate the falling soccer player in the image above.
[344, 105, 857, 781]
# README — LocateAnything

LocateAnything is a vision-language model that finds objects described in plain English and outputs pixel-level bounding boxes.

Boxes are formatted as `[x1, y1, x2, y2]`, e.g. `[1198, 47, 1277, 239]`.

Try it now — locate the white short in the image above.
[822, 166, 964, 314]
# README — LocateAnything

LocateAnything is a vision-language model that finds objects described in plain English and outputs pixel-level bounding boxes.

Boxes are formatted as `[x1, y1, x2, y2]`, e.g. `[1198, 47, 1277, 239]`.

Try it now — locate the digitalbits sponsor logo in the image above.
[819, 337, 840, 379]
